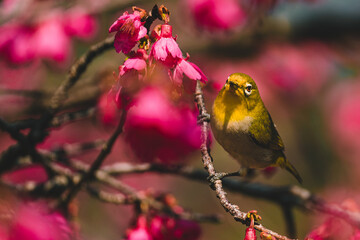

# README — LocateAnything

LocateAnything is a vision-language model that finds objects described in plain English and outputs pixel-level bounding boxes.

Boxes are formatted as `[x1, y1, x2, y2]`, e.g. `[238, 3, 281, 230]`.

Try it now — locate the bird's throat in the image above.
[212, 89, 250, 131]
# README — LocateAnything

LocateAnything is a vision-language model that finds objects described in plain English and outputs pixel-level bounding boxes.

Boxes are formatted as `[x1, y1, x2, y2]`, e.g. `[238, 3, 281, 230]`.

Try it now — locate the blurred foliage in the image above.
[1, 0, 360, 239]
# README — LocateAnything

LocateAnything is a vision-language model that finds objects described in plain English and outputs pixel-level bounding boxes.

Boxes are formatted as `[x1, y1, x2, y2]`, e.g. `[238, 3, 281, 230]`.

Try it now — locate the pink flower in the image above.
[173, 57, 207, 85]
[32, 16, 71, 63]
[120, 49, 148, 76]
[0, 23, 36, 64]
[149, 215, 201, 240]
[97, 93, 120, 126]
[0, 8, 98, 65]
[150, 24, 182, 68]
[126, 216, 152, 240]
[126, 215, 201, 240]
[244, 227, 257, 240]
[63, 7, 98, 40]
[110, 49, 148, 109]
[185, 0, 246, 31]
[9, 202, 72, 240]
[109, 11, 147, 54]
[125, 87, 201, 163]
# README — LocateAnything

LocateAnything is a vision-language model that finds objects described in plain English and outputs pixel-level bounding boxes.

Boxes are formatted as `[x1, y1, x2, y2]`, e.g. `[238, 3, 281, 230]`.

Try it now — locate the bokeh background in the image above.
[1, 0, 360, 239]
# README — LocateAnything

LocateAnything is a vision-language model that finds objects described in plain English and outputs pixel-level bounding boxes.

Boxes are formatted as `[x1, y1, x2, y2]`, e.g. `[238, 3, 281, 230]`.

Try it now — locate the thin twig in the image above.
[57, 109, 127, 208]
[51, 107, 97, 128]
[87, 185, 221, 223]
[0, 37, 115, 176]
[49, 37, 114, 114]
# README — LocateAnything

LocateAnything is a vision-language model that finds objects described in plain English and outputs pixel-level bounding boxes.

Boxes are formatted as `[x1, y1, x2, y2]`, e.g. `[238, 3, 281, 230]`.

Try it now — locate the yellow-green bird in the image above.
[210, 73, 302, 183]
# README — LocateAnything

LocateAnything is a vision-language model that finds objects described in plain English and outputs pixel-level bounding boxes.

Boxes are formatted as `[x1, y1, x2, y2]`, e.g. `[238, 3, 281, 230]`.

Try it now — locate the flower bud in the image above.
[244, 227, 257, 240]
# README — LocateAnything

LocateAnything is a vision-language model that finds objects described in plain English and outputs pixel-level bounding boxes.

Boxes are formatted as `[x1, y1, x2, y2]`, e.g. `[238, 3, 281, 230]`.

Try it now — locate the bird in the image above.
[210, 73, 302, 183]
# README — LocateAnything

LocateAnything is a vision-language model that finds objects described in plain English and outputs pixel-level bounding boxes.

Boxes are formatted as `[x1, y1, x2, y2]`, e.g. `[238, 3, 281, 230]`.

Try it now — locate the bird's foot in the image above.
[246, 210, 262, 227]
[197, 113, 210, 124]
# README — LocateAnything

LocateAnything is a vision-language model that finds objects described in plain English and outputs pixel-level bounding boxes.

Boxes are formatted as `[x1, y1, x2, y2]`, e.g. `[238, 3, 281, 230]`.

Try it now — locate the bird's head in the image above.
[223, 73, 261, 110]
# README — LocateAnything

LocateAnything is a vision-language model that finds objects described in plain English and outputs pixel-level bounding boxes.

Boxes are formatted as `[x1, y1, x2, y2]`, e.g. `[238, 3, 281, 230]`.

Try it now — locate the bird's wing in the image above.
[248, 110, 284, 151]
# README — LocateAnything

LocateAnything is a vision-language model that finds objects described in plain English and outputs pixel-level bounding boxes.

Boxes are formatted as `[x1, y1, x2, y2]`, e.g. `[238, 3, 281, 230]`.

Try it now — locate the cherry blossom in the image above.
[109, 10, 147, 54]
[150, 24, 182, 68]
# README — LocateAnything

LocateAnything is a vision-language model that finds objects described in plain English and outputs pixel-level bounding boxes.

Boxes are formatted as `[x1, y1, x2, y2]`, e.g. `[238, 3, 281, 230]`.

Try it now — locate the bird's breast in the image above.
[211, 115, 275, 168]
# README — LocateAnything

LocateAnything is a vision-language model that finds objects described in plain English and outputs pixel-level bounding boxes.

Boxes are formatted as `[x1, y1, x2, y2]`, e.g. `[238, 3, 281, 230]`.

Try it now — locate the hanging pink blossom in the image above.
[173, 57, 207, 85]
[125, 87, 201, 163]
[32, 16, 71, 63]
[120, 49, 148, 76]
[244, 227, 257, 240]
[97, 93, 120, 126]
[150, 24, 182, 68]
[110, 49, 148, 110]
[8, 202, 72, 240]
[109, 11, 147, 54]
[149, 215, 201, 240]
[0, 24, 36, 64]
[126, 216, 152, 240]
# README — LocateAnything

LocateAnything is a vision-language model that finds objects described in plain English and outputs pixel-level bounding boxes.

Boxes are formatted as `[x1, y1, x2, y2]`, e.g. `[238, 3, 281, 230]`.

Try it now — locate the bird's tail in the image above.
[276, 156, 303, 184]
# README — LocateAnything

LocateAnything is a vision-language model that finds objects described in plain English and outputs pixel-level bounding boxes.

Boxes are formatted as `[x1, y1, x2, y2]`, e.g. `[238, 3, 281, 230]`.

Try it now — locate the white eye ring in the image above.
[244, 83, 252, 96]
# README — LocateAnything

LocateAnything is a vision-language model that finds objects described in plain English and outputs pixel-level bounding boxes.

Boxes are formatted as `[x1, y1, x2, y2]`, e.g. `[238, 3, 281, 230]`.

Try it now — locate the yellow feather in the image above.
[211, 73, 302, 183]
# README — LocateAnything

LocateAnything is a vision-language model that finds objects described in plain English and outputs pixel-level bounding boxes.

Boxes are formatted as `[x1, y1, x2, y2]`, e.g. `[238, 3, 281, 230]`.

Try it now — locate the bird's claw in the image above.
[197, 113, 210, 124]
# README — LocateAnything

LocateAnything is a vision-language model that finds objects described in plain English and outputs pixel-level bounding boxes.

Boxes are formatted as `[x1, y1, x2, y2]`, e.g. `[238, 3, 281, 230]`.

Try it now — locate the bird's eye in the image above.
[244, 84, 252, 96]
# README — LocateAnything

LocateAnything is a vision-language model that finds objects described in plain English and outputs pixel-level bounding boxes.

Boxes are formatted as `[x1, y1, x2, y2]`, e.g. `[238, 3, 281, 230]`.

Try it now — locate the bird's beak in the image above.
[224, 83, 230, 91]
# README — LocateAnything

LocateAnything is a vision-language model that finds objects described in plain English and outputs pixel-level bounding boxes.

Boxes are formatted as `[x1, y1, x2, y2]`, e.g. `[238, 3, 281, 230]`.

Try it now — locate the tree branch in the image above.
[57, 109, 127, 208]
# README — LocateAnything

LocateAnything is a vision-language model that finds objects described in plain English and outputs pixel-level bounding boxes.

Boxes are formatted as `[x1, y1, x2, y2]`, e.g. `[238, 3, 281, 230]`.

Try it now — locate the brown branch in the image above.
[194, 81, 293, 240]
[51, 107, 97, 128]
[36, 140, 360, 232]
[51, 139, 105, 160]
[0, 37, 114, 177]
[49, 37, 114, 114]
[57, 109, 127, 209]
[86, 186, 221, 223]
[282, 206, 296, 238]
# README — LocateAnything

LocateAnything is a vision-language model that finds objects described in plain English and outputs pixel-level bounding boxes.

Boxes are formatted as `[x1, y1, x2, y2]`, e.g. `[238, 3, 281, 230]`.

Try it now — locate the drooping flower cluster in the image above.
[108, 7, 207, 96]
[108, 6, 208, 163]
[109, 10, 147, 54]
